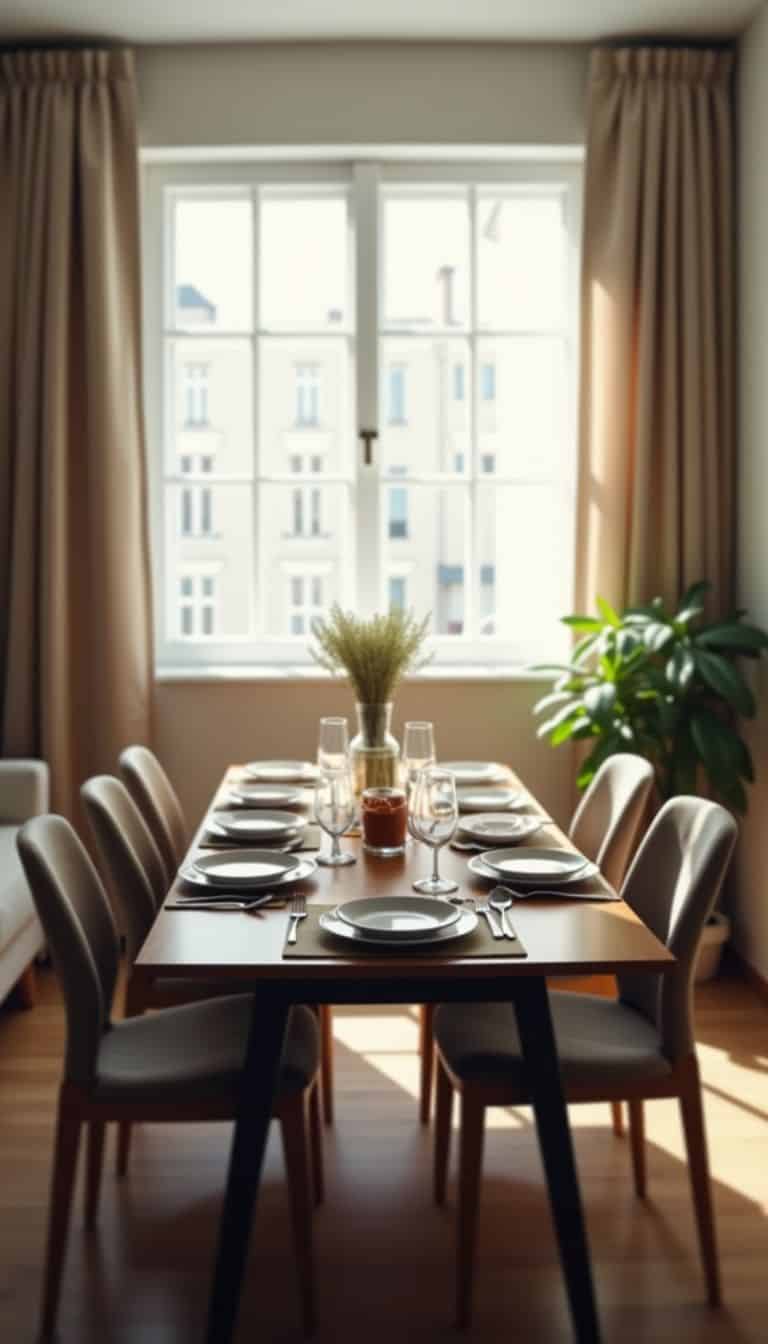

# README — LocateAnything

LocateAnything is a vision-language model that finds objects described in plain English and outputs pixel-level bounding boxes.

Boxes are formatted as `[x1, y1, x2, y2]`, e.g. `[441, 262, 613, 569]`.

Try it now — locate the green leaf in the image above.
[596, 596, 620, 627]
[693, 650, 756, 718]
[643, 621, 675, 653]
[679, 580, 711, 612]
[552, 714, 591, 745]
[562, 615, 604, 631]
[533, 690, 575, 716]
[570, 632, 600, 663]
[674, 604, 705, 628]
[715, 777, 749, 814]
[696, 623, 768, 653]
[583, 682, 617, 727]
[536, 701, 585, 738]
[689, 709, 752, 803]
[666, 646, 695, 691]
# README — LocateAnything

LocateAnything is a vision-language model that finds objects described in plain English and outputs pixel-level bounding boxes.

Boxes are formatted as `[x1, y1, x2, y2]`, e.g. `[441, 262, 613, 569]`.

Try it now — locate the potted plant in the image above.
[532, 582, 768, 978]
[311, 604, 431, 792]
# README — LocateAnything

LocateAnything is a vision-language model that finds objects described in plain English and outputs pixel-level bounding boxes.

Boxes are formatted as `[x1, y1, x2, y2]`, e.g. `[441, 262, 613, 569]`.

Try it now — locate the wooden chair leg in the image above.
[85, 1120, 106, 1226]
[40, 1092, 83, 1340]
[319, 1005, 334, 1126]
[456, 1092, 486, 1330]
[434, 1053, 454, 1206]
[628, 1099, 646, 1198]
[280, 1090, 317, 1335]
[611, 1101, 624, 1136]
[419, 1003, 435, 1124]
[116, 1121, 132, 1178]
[13, 960, 38, 1009]
[678, 1056, 721, 1306]
[308, 1080, 324, 1206]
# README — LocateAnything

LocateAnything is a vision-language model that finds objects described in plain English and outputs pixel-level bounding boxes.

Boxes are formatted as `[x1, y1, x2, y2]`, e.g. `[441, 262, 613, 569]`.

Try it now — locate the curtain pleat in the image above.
[575, 47, 735, 616]
[0, 49, 153, 819]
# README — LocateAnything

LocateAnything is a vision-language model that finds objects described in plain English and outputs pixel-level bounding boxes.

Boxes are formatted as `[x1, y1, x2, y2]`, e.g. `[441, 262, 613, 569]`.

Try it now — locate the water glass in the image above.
[317, 716, 349, 774]
[402, 721, 436, 837]
[410, 765, 459, 895]
[315, 767, 357, 867]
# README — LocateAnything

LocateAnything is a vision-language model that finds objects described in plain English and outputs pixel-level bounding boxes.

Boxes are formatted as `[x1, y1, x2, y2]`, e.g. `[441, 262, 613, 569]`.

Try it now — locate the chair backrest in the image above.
[569, 754, 655, 891]
[118, 745, 187, 883]
[16, 815, 120, 1087]
[81, 775, 168, 962]
[617, 796, 737, 1061]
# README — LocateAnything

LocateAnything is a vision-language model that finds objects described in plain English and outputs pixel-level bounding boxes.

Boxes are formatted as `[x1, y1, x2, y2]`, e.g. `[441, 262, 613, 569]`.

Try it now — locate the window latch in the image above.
[359, 428, 378, 467]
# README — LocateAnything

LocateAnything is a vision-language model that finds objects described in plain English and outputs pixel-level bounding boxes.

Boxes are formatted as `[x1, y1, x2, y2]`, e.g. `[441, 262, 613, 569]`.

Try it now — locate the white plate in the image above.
[458, 813, 545, 845]
[457, 787, 524, 812]
[336, 896, 460, 939]
[226, 784, 305, 808]
[477, 846, 589, 882]
[179, 856, 316, 893]
[440, 761, 508, 785]
[319, 906, 477, 949]
[468, 853, 599, 887]
[208, 810, 306, 842]
[243, 760, 319, 783]
[191, 849, 303, 887]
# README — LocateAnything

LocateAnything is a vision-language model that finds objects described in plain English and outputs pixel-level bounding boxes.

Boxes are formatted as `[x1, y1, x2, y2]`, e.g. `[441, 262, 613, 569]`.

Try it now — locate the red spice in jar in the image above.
[361, 788, 407, 852]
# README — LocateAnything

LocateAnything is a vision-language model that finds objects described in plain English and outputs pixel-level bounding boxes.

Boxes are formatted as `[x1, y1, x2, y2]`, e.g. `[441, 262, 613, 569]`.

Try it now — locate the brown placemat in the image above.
[283, 904, 527, 959]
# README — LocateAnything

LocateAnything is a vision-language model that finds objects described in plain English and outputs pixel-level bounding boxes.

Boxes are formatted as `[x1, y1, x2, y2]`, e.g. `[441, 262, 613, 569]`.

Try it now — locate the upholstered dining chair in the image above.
[417, 753, 656, 1126]
[432, 796, 737, 1328]
[84, 774, 310, 1177]
[118, 744, 188, 885]
[117, 748, 337, 1126]
[17, 814, 323, 1339]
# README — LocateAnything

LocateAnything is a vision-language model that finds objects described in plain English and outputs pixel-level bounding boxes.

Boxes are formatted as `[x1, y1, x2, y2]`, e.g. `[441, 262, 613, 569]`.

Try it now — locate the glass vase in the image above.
[350, 702, 400, 795]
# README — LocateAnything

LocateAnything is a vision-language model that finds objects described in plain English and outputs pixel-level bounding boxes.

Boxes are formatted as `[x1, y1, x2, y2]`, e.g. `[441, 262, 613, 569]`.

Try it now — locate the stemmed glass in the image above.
[402, 721, 436, 839]
[317, 717, 349, 774]
[410, 765, 459, 895]
[315, 767, 357, 867]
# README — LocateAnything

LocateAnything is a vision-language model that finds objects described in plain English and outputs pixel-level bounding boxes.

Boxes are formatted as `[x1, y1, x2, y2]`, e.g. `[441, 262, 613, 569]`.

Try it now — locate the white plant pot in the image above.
[694, 911, 731, 983]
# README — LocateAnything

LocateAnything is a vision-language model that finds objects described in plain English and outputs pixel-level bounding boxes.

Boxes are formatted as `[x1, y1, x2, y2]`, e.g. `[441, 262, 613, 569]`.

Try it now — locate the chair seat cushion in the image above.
[0, 826, 38, 948]
[95, 997, 318, 1104]
[434, 991, 672, 1091]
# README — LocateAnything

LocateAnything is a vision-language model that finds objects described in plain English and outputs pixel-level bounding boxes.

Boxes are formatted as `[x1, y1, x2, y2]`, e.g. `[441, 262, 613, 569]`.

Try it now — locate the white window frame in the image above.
[143, 152, 582, 671]
[283, 562, 332, 636]
[177, 566, 220, 639]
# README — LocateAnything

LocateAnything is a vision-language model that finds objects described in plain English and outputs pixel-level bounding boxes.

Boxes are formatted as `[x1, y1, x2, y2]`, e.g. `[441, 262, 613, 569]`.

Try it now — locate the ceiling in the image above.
[0, 0, 761, 46]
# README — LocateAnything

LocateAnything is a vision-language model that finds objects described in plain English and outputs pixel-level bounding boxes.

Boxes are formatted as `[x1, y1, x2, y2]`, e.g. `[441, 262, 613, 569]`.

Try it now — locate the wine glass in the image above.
[402, 721, 436, 839]
[410, 765, 459, 895]
[315, 767, 357, 867]
[317, 717, 349, 774]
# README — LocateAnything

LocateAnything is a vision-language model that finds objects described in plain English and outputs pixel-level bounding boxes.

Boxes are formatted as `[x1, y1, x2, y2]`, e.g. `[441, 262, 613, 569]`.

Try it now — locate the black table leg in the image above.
[205, 992, 290, 1344]
[513, 977, 602, 1344]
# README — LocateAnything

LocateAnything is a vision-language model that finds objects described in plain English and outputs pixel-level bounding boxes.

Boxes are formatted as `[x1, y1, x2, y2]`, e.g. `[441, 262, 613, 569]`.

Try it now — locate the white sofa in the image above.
[0, 760, 49, 1005]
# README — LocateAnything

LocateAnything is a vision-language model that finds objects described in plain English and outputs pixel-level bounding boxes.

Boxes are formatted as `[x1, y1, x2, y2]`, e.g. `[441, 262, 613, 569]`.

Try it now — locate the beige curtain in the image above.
[575, 47, 734, 617]
[0, 49, 153, 819]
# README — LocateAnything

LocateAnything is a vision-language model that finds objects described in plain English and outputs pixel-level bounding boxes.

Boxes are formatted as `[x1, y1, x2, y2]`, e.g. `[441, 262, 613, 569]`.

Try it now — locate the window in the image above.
[288, 572, 325, 635]
[388, 364, 407, 424]
[388, 486, 408, 540]
[146, 158, 580, 667]
[179, 453, 215, 537]
[481, 362, 496, 402]
[295, 363, 320, 426]
[389, 575, 407, 611]
[179, 573, 216, 638]
[184, 363, 209, 425]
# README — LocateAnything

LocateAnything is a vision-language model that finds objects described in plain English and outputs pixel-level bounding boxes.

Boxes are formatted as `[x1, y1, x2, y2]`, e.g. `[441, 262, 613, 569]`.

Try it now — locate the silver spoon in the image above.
[488, 886, 517, 939]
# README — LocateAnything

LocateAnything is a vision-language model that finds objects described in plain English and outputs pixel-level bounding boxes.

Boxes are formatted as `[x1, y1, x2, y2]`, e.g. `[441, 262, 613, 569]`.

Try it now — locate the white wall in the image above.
[136, 42, 588, 148]
[139, 40, 587, 830]
[734, 2, 768, 979]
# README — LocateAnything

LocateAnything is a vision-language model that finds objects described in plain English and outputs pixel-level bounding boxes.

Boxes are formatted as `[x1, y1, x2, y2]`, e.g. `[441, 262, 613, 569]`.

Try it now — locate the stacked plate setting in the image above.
[206, 809, 306, 847]
[180, 848, 316, 894]
[320, 896, 478, 948]
[467, 846, 598, 888]
[456, 812, 546, 846]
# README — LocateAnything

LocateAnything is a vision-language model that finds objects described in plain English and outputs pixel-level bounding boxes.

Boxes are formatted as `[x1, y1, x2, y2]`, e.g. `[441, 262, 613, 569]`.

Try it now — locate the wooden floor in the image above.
[1, 965, 767, 1343]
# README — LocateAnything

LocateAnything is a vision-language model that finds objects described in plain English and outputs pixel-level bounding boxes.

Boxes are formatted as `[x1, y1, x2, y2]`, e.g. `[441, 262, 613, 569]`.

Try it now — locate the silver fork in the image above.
[287, 892, 307, 945]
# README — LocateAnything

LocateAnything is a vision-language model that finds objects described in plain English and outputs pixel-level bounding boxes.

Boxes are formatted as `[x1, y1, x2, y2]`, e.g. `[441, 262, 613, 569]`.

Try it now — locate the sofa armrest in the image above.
[0, 759, 50, 822]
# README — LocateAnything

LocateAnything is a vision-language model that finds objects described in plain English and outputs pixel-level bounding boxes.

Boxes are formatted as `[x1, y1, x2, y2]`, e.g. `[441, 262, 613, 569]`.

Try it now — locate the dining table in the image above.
[133, 763, 674, 1344]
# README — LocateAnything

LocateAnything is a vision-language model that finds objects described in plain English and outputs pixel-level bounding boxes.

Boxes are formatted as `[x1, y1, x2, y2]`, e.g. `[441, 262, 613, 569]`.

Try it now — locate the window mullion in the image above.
[467, 183, 480, 640]
[354, 161, 381, 615]
[252, 185, 263, 639]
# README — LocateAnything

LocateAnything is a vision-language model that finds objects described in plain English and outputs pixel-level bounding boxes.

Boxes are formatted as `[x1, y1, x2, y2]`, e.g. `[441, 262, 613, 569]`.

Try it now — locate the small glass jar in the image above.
[349, 702, 400, 795]
[361, 787, 407, 857]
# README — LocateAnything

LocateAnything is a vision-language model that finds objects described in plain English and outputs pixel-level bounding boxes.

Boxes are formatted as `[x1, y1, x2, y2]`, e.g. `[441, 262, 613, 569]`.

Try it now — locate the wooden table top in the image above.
[134, 766, 674, 986]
